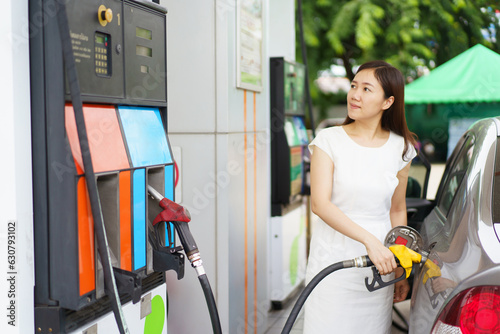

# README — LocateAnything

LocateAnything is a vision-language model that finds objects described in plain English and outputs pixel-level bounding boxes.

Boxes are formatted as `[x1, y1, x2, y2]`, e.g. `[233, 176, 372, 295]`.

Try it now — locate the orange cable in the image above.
[253, 91, 258, 333]
[244, 90, 248, 334]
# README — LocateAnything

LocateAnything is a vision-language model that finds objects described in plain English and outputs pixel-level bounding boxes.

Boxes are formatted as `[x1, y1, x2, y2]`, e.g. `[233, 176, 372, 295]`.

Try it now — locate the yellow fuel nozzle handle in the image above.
[389, 244, 423, 279]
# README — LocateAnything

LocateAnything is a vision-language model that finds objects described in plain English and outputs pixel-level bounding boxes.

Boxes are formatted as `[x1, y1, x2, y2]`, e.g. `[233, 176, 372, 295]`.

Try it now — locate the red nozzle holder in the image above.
[153, 197, 191, 226]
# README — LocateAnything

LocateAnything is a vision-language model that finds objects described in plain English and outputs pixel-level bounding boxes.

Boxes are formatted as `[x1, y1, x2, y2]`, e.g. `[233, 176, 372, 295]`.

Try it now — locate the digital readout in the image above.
[136, 45, 152, 57]
[95, 35, 105, 44]
[136, 27, 152, 40]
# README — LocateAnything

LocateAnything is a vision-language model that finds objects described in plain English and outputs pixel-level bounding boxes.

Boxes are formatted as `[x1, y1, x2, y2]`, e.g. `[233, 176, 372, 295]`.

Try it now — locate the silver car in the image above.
[406, 117, 500, 334]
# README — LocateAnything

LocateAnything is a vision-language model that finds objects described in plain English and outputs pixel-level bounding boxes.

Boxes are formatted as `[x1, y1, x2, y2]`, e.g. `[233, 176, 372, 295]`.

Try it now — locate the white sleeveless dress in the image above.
[303, 126, 416, 334]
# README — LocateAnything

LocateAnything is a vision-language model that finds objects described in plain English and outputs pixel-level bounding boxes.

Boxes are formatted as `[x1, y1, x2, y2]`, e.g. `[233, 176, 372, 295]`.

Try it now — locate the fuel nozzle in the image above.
[364, 226, 428, 292]
[389, 244, 425, 278]
[147, 185, 205, 276]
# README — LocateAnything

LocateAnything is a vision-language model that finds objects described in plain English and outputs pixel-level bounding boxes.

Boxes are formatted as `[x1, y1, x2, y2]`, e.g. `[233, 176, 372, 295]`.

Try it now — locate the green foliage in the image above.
[297, 0, 500, 123]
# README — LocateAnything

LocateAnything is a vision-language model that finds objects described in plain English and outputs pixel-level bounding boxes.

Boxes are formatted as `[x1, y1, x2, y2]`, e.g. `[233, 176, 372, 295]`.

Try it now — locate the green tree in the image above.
[298, 0, 500, 92]
[297, 0, 500, 124]
[418, 0, 500, 66]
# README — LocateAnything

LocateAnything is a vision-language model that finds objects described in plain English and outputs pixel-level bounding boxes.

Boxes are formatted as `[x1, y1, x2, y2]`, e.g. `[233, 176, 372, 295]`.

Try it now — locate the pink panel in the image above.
[65, 104, 130, 173]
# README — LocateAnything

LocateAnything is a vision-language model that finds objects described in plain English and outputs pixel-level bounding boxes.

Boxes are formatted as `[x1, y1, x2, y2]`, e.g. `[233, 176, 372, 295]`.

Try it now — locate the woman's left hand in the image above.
[393, 267, 410, 303]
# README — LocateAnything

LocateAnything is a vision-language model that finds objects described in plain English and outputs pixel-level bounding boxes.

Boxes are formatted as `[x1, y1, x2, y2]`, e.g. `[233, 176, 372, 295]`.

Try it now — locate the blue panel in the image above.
[164, 164, 174, 201]
[168, 222, 175, 246]
[133, 169, 146, 270]
[118, 106, 173, 167]
[164, 164, 175, 245]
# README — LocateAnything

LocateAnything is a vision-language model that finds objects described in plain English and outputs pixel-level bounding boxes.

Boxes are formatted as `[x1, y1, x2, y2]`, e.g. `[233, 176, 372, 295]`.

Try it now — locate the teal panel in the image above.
[133, 169, 146, 270]
[118, 106, 173, 167]
[164, 164, 175, 245]
[164, 164, 174, 201]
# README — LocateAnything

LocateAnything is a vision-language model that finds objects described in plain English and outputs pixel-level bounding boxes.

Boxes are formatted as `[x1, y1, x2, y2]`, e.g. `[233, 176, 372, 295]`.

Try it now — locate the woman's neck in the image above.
[345, 121, 386, 140]
[343, 121, 390, 147]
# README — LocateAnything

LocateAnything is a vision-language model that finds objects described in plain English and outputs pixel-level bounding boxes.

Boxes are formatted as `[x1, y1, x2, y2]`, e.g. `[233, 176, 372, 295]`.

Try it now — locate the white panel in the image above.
[224, 85, 271, 145]
[258, 55, 271, 132]
[225, 132, 247, 332]
[162, 0, 216, 133]
[226, 132, 270, 333]
[267, 0, 295, 59]
[270, 203, 308, 303]
[215, 134, 230, 332]
[68, 285, 168, 334]
[1, 1, 34, 334]
[256, 129, 270, 334]
[165, 133, 218, 333]
[258, 0, 270, 134]
[215, 0, 231, 133]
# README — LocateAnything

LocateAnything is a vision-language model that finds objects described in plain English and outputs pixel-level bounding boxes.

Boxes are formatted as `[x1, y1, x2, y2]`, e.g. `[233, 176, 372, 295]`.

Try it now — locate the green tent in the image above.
[404, 44, 500, 161]
[405, 44, 500, 104]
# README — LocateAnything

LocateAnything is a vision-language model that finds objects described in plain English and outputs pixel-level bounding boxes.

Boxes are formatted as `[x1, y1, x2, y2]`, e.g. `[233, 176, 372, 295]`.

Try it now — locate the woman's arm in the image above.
[310, 146, 397, 275]
[390, 162, 412, 228]
[390, 162, 412, 302]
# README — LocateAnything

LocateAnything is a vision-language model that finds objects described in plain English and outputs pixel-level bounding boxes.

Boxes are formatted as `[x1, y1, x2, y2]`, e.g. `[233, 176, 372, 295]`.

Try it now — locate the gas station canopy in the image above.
[405, 44, 500, 104]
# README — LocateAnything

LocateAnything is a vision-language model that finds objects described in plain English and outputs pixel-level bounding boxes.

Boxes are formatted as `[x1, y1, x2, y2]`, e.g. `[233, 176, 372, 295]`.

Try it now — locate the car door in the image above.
[409, 133, 477, 334]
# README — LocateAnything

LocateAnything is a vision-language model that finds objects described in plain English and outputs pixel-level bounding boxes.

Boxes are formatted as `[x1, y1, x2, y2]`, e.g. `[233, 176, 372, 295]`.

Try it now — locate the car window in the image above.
[492, 137, 500, 223]
[437, 136, 474, 216]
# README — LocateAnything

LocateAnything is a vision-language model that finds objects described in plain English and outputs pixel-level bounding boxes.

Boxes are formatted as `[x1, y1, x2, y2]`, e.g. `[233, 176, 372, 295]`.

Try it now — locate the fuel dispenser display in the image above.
[270, 57, 310, 215]
[269, 57, 310, 308]
[30, 0, 177, 332]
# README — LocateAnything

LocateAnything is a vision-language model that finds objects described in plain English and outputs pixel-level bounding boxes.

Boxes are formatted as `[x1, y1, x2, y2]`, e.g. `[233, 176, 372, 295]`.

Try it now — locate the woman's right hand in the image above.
[364, 236, 397, 275]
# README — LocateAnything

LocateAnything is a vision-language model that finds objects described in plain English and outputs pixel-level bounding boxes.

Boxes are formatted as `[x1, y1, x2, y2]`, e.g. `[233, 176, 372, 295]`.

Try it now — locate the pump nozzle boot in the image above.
[148, 186, 204, 275]
[148, 185, 191, 225]
[147, 187, 222, 333]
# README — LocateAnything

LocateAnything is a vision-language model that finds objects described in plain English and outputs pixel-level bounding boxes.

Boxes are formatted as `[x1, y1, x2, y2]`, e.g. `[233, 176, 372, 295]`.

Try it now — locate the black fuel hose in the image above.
[198, 274, 222, 334]
[148, 186, 223, 334]
[172, 221, 223, 334]
[173, 222, 222, 334]
[281, 257, 373, 334]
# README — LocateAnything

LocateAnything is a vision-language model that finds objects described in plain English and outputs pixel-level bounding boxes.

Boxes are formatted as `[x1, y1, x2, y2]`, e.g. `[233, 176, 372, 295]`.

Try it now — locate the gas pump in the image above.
[269, 57, 310, 308]
[30, 0, 180, 332]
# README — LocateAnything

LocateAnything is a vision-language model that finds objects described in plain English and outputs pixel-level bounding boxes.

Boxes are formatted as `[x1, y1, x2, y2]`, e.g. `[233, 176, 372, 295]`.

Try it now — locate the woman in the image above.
[303, 60, 416, 333]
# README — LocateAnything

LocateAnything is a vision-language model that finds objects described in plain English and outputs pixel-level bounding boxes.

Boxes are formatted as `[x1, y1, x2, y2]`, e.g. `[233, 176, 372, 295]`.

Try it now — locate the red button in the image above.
[395, 236, 408, 246]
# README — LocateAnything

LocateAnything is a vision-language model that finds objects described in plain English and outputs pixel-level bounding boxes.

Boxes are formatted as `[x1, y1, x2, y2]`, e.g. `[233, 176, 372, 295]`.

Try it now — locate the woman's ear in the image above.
[383, 96, 394, 110]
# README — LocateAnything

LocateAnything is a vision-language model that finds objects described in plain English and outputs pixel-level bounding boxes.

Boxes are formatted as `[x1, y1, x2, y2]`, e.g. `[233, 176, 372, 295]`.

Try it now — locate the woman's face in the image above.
[347, 69, 394, 122]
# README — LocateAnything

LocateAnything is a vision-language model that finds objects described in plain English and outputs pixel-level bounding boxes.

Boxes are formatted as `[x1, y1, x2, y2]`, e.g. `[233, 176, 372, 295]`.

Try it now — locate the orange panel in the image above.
[119, 171, 132, 271]
[77, 177, 96, 295]
[73, 157, 84, 175]
[65, 104, 130, 173]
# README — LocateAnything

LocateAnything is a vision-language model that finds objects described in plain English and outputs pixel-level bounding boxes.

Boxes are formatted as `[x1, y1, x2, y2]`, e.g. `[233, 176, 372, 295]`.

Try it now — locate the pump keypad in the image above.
[95, 32, 111, 77]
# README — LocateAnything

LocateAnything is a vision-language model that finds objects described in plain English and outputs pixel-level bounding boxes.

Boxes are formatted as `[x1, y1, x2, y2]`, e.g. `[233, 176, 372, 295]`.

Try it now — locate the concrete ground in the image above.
[391, 300, 411, 333]
[264, 295, 410, 334]
[265, 299, 303, 334]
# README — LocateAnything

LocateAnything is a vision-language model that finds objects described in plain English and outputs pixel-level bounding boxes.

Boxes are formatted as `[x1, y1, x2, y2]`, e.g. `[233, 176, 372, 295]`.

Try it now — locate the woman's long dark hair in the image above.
[343, 60, 417, 161]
